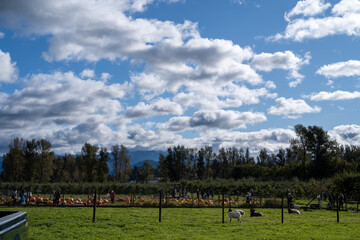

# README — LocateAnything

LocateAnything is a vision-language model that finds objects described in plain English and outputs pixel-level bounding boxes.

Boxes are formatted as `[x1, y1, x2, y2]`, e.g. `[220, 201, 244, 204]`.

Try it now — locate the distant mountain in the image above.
[0, 150, 163, 174]
[132, 159, 158, 168]
[129, 150, 165, 166]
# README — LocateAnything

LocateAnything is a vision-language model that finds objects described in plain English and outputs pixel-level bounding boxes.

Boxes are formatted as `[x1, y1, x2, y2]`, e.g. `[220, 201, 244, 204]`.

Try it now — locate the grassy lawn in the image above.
[1, 206, 359, 239]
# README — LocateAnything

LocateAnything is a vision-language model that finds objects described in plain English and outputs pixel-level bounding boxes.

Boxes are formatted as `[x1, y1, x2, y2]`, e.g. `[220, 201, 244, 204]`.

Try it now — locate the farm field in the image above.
[1, 206, 359, 239]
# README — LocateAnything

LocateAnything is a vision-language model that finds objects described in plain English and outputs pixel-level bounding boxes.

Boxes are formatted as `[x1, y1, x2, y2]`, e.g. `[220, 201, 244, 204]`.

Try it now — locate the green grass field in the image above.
[1, 206, 359, 239]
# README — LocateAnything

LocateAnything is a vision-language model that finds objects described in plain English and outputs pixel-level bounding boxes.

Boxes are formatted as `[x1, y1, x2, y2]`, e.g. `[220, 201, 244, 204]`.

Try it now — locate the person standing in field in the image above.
[52, 190, 56, 206]
[19, 189, 25, 205]
[55, 188, 61, 206]
[287, 192, 293, 209]
[110, 190, 115, 204]
[339, 193, 345, 210]
[246, 192, 251, 207]
[12, 190, 17, 205]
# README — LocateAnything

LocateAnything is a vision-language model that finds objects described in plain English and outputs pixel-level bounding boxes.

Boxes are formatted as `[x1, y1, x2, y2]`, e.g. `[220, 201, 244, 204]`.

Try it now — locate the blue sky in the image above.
[0, 0, 360, 155]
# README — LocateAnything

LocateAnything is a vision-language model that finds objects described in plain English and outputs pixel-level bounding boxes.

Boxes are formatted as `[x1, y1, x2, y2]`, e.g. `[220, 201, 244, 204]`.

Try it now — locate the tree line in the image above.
[2, 124, 360, 183]
[158, 125, 360, 181]
[1, 139, 154, 183]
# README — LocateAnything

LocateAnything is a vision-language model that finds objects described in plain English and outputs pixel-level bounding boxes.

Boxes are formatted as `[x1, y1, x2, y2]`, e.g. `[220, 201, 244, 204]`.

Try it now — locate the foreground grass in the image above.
[1, 206, 359, 239]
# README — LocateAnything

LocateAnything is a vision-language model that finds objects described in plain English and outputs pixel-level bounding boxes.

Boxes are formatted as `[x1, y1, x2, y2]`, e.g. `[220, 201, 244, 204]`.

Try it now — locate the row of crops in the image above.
[2, 193, 283, 208]
[1, 174, 359, 206]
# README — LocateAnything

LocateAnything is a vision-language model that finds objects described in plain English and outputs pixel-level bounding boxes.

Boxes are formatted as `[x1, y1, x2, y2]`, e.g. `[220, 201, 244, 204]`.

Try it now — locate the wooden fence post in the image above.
[93, 190, 96, 223]
[336, 197, 339, 223]
[197, 189, 200, 208]
[159, 191, 162, 223]
[222, 192, 225, 224]
[281, 196, 284, 224]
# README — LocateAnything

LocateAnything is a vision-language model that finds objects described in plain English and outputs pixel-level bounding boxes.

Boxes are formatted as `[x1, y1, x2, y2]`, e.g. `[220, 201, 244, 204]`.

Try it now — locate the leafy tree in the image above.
[2, 138, 25, 181]
[257, 148, 269, 167]
[36, 139, 55, 182]
[98, 147, 109, 182]
[119, 145, 131, 182]
[276, 148, 286, 166]
[204, 146, 213, 179]
[51, 155, 64, 182]
[139, 160, 155, 183]
[218, 148, 229, 179]
[245, 147, 255, 164]
[24, 139, 39, 182]
[157, 153, 169, 182]
[130, 166, 140, 182]
[62, 154, 80, 182]
[294, 124, 310, 179]
[111, 144, 121, 180]
[196, 148, 205, 180]
[80, 143, 99, 182]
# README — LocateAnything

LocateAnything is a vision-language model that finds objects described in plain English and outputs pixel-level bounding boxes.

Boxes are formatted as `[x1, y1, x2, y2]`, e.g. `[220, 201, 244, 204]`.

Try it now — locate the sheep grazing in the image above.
[228, 209, 241, 223]
[250, 209, 264, 217]
[288, 208, 300, 214]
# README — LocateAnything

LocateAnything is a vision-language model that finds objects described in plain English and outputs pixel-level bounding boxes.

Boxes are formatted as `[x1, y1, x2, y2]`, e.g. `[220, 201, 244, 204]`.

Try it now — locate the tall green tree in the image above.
[204, 146, 213, 179]
[35, 139, 55, 182]
[51, 155, 64, 182]
[157, 153, 169, 182]
[245, 147, 255, 164]
[2, 138, 25, 181]
[139, 160, 155, 183]
[111, 144, 121, 180]
[292, 125, 338, 178]
[24, 139, 38, 181]
[80, 143, 99, 182]
[98, 147, 109, 182]
[294, 124, 310, 179]
[196, 148, 205, 180]
[62, 154, 80, 182]
[218, 148, 229, 179]
[119, 145, 131, 182]
[257, 148, 269, 167]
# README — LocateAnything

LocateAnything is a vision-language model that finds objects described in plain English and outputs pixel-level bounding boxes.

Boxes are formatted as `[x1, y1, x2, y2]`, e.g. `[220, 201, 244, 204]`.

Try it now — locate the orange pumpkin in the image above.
[47, 200, 53, 205]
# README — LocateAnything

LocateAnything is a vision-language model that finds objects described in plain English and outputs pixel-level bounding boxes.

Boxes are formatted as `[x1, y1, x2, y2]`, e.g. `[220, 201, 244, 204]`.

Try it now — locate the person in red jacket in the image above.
[110, 190, 115, 204]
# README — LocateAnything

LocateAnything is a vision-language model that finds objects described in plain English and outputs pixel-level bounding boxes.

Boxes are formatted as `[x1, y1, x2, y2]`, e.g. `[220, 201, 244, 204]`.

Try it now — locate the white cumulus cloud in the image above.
[284, 0, 331, 21]
[268, 97, 321, 118]
[251, 51, 310, 87]
[270, 0, 360, 41]
[125, 98, 183, 118]
[329, 124, 360, 146]
[316, 60, 360, 78]
[310, 90, 360, 101]
[0, 49, 18, 83]
[159, 109, 266, 131]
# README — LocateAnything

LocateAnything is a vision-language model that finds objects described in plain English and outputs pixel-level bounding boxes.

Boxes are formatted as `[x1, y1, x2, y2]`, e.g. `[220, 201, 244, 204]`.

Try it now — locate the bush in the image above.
[263, 199, 282, 208]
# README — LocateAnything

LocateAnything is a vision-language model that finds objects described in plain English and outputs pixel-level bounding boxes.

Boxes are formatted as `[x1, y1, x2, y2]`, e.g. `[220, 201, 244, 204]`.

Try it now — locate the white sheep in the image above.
[234, 209, 245, 215]
[288, 208, 300, 214]
[228, 209, 241, 223]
